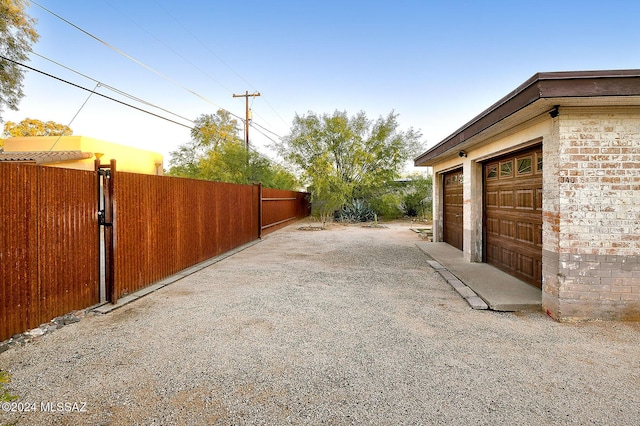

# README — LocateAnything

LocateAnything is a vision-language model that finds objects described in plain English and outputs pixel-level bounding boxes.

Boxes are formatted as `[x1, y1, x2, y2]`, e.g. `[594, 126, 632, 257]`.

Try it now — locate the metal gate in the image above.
[96, 158, 116, 303]
[0, 163, 100, 341]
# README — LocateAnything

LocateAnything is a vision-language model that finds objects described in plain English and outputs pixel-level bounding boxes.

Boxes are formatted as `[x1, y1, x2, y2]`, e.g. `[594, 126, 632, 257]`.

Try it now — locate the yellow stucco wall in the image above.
[4, 136, 164, 175]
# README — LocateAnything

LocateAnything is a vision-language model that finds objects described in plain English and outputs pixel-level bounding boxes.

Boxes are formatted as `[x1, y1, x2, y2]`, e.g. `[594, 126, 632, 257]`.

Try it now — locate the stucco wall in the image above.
[4, 136, 163, 175]
[543, 107, 640, 321]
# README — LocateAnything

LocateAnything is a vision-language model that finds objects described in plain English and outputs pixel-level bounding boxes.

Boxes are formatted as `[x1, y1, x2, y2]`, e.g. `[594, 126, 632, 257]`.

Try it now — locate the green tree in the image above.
[168, 110, 299, 190]
[191, 110, 240, 149]
[3, 118, 73, 137]
[400, 173, 433, 219]
[199, 141, 298, 189]
[166, 139, 202, 179]
[168, 110, 243, 179]
[0, 0, 39, 120]
[276, 110, 423, 220]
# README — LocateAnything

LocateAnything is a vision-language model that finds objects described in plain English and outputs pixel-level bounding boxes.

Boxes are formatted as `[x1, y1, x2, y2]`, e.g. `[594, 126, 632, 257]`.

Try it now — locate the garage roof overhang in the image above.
[414, 69, 640, 167]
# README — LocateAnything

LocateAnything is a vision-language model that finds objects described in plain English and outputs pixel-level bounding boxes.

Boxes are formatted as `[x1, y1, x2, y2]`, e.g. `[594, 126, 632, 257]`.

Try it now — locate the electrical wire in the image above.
[249, 122, 280, 146]
[33, 0, 291, 150]
[30, 0, 244, 122]
[9, 1, 290, 164]
[151, 0, 255, 93]
[3, 57, 285, 165]
[251, 121, 282, 139]
[32, 52, 195, 125]
[151, 0, 290, 128]
[1, 55, 194, 130]
[102, 0, 235, 95]
[49, 82, 100, 151]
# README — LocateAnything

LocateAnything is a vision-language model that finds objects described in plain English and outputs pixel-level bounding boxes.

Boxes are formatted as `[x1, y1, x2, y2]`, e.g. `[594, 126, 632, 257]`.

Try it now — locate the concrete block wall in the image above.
[543, 107, 640, 321]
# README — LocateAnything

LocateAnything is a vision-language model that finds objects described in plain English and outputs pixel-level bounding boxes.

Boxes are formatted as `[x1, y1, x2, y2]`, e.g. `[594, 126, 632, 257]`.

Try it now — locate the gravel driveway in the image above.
[1, 221, 639, 425]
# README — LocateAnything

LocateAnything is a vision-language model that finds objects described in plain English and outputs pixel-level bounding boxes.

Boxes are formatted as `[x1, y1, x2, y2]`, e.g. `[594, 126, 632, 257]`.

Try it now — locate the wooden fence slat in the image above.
[0, 164, 99, 341]
[1, 164, 310, 340]
[112, 174, 308, 299]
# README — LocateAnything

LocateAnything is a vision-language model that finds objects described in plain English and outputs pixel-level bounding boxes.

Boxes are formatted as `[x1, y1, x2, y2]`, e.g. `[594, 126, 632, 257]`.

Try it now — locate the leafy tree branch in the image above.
[0, 0, 39, 120]
[276, 110, 423, 219]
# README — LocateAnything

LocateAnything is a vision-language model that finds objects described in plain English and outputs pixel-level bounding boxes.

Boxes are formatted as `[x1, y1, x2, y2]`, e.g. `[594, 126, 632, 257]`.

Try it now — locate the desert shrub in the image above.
[335, 199, 376, 223]
[369, 193, 403, 220]
[402, 192, 426, 217]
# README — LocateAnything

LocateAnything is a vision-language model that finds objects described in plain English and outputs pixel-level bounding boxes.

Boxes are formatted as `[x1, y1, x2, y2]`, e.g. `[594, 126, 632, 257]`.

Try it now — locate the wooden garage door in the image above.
[484, 146, 542, 288]
[443, 169, 463, 251]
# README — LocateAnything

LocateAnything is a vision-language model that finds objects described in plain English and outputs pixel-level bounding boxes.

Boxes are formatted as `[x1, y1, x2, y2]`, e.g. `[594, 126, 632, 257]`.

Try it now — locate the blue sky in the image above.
[5, 0, 640, 169]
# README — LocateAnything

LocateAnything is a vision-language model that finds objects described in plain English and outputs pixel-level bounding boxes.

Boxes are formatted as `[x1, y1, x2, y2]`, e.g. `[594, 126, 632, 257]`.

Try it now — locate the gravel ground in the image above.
[1, 221, 639, 425]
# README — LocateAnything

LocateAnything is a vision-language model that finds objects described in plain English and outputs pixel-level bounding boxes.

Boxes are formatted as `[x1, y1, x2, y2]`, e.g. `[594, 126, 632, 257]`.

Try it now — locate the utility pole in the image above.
[232, 91, 261, 151]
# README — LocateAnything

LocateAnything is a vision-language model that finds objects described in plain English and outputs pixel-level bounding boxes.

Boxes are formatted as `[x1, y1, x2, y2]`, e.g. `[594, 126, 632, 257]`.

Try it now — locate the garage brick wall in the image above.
[543, 107, 640, 321]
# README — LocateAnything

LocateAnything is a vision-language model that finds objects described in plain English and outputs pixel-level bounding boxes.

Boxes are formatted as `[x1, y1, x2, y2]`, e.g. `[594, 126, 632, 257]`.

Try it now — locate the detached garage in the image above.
[415, 70, 640, 321]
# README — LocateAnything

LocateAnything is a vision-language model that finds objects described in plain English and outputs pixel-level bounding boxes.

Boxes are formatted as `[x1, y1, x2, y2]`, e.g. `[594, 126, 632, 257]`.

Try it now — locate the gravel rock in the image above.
[26, 328, 45, 338]
[1, 221, 639, 425]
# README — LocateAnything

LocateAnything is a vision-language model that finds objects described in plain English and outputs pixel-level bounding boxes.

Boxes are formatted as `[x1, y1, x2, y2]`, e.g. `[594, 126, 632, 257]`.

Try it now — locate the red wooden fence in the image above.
[0, 164, 99, 341]
[112, 173, 260, 298]
[0, 162, 309, 341]
[261, 186, 311, 236]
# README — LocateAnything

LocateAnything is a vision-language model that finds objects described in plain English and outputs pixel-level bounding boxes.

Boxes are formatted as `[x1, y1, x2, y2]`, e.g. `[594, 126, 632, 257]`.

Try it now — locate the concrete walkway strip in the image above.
[429, 261, 489, 310]
[416, 241, 541, 312]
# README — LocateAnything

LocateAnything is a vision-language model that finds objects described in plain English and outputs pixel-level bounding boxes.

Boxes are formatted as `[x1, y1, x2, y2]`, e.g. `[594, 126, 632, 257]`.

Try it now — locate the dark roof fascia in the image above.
[414, 69, 640, 166]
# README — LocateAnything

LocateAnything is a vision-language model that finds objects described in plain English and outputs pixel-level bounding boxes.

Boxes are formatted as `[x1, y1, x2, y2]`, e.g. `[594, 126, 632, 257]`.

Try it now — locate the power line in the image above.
[1, 55, 194, 130]
[251, 121, 282, 139]
[35, 1, 290, 143]
[152, 0, 256, 93]
[49, 82, 100, 151]
[3, 56, 283, 164]
[102, 0, 235, 95]
[32, 52, 195, 125]
[247, 93, 289, 128]
[30, 0, 243, 122]
[150, 0, 289, 128]
[249, 122, 280, 146]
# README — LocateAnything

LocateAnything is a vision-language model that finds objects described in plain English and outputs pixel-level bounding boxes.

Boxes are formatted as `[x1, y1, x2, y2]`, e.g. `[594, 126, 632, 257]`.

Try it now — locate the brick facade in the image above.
[416, 71, 640, 322]
[425, 107, 640, 322]
[543, 107, 640, 320]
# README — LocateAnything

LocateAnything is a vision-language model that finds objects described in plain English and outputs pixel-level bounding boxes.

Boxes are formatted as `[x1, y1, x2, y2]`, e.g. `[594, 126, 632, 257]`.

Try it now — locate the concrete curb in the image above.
[418, 245, 489, 310]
